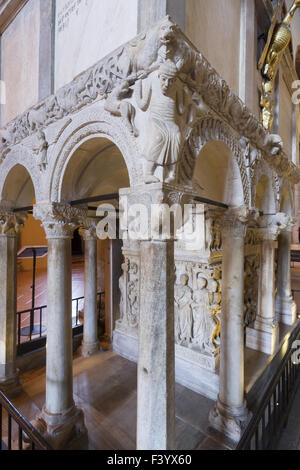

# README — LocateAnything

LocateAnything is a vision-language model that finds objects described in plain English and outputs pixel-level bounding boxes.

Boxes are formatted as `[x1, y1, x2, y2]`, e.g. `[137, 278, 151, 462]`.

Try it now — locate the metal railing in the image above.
[0, 391, 52, 450]
[16, 292, 105, 356]
[237, 322, 300, 450]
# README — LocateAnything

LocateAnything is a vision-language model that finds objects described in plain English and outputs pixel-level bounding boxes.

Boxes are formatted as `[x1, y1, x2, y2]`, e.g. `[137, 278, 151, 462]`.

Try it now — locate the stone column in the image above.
[120, 183, 187, 450]
[79, 220, 100, 357]
[276, 226, 297, 326]
[0, 211, 26, 397]
[138, 238, 175, 450]
[209, 207, 250, 442]
[33, 203, 87, 449]
[246, 214, 289, 355]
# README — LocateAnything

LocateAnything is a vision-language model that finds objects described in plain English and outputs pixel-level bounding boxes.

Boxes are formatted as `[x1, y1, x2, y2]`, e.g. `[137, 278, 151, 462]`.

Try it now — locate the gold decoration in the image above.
[259, 1, 300, 131]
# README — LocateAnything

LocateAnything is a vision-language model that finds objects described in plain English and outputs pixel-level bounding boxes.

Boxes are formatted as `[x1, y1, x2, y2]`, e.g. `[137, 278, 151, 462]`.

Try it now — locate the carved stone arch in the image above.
[251, 159, 277, 213]
[279, 180, 294, 216]
[48, 108, 143, 202]
[178, 117, 250, 206]
[0, 147, 40, 206]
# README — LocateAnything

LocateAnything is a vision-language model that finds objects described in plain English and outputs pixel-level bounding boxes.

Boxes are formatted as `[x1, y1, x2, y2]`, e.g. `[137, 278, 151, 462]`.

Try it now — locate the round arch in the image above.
[0, 147, 40, 207]
[0, 163, 36, 208]
[178, 118, 249, 206]
[253, 174, 277, 214]
[279, 183, 294, 216]
[48, 110, 143, 202]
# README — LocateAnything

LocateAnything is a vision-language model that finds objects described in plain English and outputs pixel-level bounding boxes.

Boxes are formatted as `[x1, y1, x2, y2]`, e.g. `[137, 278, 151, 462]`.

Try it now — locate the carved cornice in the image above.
[33, 203, 87, 239]
[0, 209, 27, 236]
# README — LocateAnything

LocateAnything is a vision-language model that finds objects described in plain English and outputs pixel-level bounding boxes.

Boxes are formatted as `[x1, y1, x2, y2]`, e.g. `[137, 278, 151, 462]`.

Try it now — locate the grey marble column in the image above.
[209, 207, 250, 442]
[120, 183, 184, 450]
[276, 228, 296, 326]
[246, 218, 282, 355]
[33, 204, 87, 449]
[79, 222, 100, 357]
[137, 239, 175, 450]
[0, 211, 26, 397]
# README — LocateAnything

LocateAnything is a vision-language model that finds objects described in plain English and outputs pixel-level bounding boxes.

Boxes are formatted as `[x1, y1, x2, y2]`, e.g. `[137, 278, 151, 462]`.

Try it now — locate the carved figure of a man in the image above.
[104, 81, 139, 137]
[175, 274, 193, 345]
[135, 60, 183, 184]
[33, 130, 48, 171]
[119, 261, 128, 323]
[191, 276, 210, 350]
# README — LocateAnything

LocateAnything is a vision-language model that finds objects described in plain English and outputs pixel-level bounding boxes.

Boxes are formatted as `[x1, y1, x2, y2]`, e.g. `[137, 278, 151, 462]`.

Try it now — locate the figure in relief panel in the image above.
[175, 274, 193, 345]
[33, 130, 48, 171]
[191, 276, 210, 349]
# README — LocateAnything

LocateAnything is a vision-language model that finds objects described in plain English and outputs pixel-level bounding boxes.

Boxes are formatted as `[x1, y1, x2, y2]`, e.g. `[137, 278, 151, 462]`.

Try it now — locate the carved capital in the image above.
[34, 203, 87, 239]
[78, 218, 99, 240]
[0, 210, 27, 236]
[222, 206, 249, 239]
[258, 212, 294, 240]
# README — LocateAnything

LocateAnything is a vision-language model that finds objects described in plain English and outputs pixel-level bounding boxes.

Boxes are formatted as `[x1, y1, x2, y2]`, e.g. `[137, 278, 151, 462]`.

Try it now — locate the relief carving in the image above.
[174, 262, 222, 357]
[244, 255, 260, 327]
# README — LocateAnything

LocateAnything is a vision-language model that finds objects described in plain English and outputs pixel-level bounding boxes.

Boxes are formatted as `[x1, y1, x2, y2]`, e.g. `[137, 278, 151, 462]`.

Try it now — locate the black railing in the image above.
[17, 292, 105, 356]
[237, 322, 300, 450]
[291, 251, 300, 264]
[0, 391, 52, 450]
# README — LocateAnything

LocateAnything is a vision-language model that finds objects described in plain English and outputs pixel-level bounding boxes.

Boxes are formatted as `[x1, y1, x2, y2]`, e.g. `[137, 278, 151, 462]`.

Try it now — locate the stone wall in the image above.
[1, 0, 40, 126]
[54, 0, 138, 90]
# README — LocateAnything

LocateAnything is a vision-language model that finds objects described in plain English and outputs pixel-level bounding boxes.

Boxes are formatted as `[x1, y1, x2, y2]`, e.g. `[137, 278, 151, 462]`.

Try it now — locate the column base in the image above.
[33, 405, 88, 450]
[81, 341, 100, 358]
[0, 370, 22, 398]
[209, 397, 251, 442]
[275, 295, 297, 326]
[246, 318, 279, 355]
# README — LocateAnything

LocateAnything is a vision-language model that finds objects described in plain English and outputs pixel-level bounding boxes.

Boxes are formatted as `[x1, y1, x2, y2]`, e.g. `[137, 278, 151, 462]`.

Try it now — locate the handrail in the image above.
[16, 291, 105, 356]
[0, 391, 52, 450]
[237, 322, 300, 450]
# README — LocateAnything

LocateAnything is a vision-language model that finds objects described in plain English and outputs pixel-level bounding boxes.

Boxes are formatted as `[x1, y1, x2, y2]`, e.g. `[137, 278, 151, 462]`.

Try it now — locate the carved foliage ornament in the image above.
[0, 210, 27, 236]
[33, 203, 87, 239]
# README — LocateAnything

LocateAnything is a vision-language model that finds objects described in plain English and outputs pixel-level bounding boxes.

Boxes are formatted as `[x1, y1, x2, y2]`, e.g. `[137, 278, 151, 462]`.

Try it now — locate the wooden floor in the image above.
[10, 259, 299, 450]
[17, 256, 85, 312]
[9, 348, 233, 451]
[16, 257, 102, 342]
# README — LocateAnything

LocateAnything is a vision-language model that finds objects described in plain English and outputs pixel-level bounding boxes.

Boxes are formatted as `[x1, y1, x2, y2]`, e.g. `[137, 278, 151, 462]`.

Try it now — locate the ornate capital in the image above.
[33, 203, 87, 239]
[258, 212, 294, 240]
[222, 206, 249, 239]
[0, 210, 27, 237]
[78, 218, 99, 240]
